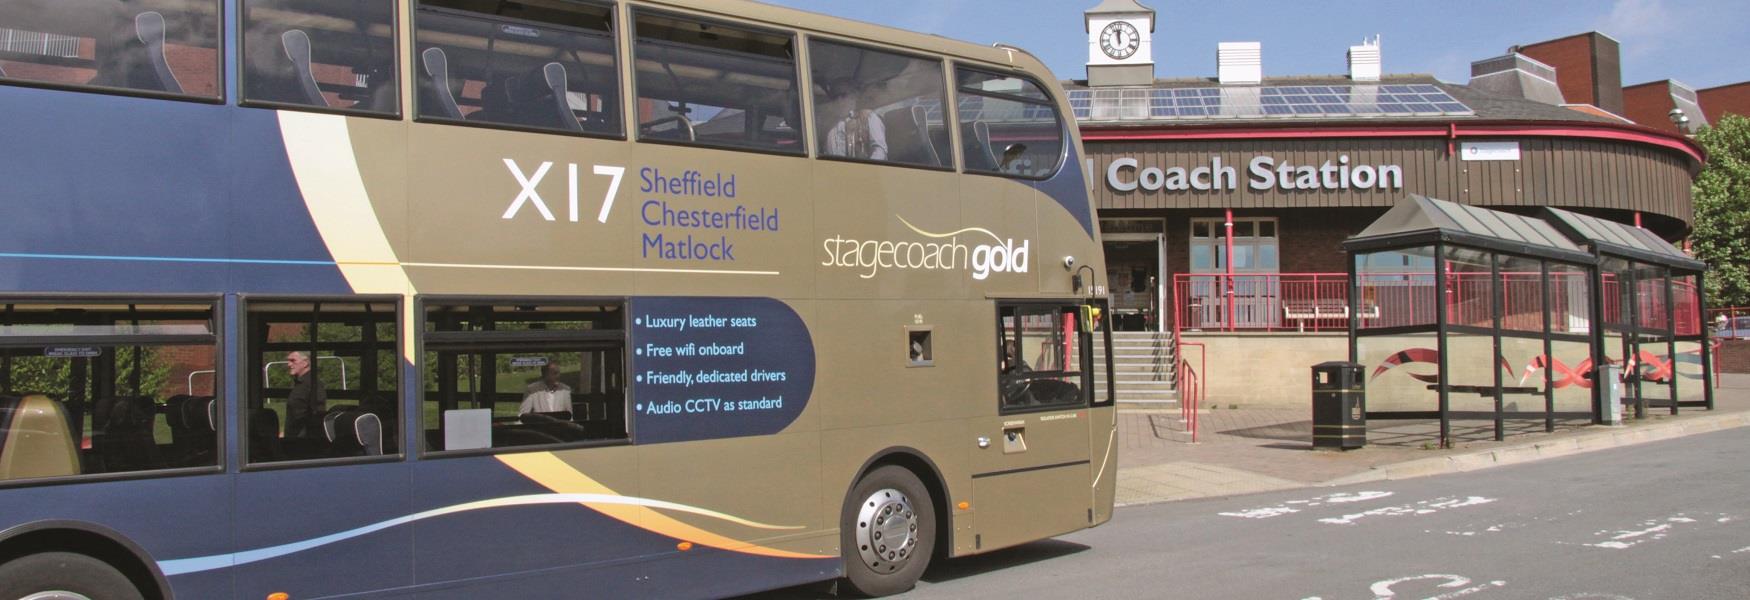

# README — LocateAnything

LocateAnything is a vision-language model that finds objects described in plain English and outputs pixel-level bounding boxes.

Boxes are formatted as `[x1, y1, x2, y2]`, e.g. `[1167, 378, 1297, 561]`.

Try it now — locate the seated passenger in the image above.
[519, 363, 572, 416]
[824, 93, 887, 160]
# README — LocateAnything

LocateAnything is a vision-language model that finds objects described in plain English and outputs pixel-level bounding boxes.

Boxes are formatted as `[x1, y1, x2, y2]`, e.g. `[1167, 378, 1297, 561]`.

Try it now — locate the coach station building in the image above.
[1072, 1, 1708, 407]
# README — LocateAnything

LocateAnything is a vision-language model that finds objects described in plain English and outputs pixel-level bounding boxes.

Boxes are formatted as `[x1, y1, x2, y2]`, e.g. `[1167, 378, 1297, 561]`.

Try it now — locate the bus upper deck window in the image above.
[808, 40, 951, 169]
[413, 0, 621, 136]
[631, 10, 803, 154]
[0, 0, 220, 100]
[241, 0, 398, 116]
[953, 68, 1065, 180]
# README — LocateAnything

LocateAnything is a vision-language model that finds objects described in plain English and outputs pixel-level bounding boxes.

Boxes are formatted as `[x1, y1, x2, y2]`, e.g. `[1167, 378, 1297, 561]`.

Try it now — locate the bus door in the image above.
[972, 302, 1095, 551]
[1087, 302, 1118, 526]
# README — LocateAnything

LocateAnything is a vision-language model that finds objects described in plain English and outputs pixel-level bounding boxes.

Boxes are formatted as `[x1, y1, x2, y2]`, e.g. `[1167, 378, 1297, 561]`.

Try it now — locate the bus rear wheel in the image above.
[840, 465, 935, 597]
[0, 552, 143, 600]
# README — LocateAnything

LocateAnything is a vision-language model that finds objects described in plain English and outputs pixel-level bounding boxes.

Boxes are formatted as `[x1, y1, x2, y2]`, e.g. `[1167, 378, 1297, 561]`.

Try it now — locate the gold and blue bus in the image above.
[0, 1, 1115, 597]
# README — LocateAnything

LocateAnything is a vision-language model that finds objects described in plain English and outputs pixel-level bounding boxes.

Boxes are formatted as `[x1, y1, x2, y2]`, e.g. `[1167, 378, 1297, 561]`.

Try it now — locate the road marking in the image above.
[1584, 515, 1697, 550]
[1219, 491, 1393, 519]
[1369, 574, 1506, 599]
[1547, 594, 1634, 600]
[1320, 496, 1496, 526]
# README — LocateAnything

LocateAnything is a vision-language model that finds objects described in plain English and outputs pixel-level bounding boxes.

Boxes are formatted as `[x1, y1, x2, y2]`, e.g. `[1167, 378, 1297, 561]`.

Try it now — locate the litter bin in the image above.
[1598, 363, 1623, 425]
[1312, 361, 1365, 450]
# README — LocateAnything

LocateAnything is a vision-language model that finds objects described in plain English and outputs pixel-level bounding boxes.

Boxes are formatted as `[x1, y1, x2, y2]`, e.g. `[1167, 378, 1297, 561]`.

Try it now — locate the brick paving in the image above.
[1113, 374, 1750, 506]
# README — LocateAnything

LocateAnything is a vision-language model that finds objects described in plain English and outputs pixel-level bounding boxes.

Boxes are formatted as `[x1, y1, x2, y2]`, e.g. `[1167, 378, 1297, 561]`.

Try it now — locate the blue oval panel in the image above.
[629, 297, 814, 444]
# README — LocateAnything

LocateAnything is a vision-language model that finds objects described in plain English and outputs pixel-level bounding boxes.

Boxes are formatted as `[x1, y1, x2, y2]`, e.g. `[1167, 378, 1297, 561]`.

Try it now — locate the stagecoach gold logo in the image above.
[820, 216, 1030, 280]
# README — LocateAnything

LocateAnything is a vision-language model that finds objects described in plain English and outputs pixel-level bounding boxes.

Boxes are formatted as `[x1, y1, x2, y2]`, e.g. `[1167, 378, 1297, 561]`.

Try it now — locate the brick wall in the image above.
[1623, 82, 1680, 134]
[1520, 35, 1597, 107]
[1716, 339, 1750, 373]
[1699, 82, 1750, 126]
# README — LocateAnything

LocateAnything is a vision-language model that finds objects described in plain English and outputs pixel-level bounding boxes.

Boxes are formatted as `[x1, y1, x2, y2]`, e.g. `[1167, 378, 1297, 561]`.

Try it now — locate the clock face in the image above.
[1099, 21, 1140, 60]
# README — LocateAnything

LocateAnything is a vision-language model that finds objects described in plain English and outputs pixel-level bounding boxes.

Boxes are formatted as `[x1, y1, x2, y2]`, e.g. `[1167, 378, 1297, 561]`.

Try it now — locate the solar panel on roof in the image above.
[1070, 83, 1471, 121]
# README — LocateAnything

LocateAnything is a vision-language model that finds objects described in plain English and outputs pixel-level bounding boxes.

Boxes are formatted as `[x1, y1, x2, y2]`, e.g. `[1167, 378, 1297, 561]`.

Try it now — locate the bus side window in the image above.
[0, 300, 220, 482]
[631, 10, 803, 154]
[245, 300, 401, 465]
[413, 0, 621, 136]
[954, 68, 1065, 180]
[240, 0, 398, 115]
[422, 301, 628, 453]
[808, 39, 951, 169]
[995, 303, 1087, 413]
[0, 0, 221, 99]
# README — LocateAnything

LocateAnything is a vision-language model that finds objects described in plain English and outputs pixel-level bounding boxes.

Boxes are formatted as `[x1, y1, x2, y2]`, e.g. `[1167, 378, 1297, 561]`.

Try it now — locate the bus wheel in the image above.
[840, 465, 935, 597]
[0, 552, 143, 600]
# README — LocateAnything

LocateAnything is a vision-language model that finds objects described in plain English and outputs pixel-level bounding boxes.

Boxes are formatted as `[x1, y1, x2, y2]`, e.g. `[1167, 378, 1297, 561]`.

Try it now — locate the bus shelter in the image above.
[1344, 195, 1599, 448]
[1540, 207, 1713, 417]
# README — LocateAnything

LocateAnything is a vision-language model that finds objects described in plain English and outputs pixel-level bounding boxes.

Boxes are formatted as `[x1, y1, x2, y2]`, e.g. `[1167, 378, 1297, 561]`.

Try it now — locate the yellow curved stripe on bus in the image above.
[497, 453, 832, 559]
[277, 111, 418, 358]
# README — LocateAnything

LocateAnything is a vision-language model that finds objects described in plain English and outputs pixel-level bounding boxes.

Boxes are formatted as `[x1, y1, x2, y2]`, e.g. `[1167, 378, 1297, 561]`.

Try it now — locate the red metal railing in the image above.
[1710, 306, 1750, 339]
[1175, 341, 1204, 443]
[1172, 273, 1352, 333]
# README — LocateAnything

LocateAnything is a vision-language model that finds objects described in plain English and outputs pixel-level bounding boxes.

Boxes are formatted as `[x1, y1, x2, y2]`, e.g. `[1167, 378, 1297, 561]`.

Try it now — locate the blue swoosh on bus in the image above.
[156, 493, 803, 576]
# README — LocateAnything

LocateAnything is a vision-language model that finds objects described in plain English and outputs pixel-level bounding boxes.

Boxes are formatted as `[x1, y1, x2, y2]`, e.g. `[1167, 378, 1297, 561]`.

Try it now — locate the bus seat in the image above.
[911, 105, 942, 166]
[280, 29, 328, 108]
[249, 408, 284, 462]
[165, 395, 217, 466]
[972, 120, 1000, 170]
[94, 396, 159, 472]
[133, 12, 184, 94]
[0, 395, 81, 480]
[324, 409, 383, 456]
[539, 62, 584, 133]
[419, 47, 464, 119]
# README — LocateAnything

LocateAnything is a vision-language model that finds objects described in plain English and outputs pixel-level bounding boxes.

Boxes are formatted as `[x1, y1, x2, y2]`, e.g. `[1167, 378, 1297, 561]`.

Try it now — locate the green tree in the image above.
[1692, 114, 1750, 307]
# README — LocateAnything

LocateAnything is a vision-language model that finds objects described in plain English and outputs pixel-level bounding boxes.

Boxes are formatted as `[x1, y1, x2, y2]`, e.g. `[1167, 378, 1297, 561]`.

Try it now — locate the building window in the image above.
[422, 300, 627, 453]
[0, 300, 219, 482]
[1189, 217, 1278, 273]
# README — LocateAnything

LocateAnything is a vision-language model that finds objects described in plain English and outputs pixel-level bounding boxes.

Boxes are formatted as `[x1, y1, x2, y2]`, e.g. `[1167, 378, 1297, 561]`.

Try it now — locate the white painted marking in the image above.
[594, 165, 625, 224]
[1368, 574, 1506, 599]
[1584, 515, 1704, 550]
[1733, 546, 1750, 554]
[1547, 594, 1634, 600]
[1219, 491, 1393, 519]
[1321, 496, 1496, 526]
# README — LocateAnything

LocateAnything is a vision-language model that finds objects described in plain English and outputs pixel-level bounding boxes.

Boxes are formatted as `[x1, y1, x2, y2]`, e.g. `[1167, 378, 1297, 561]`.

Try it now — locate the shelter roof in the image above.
[1344, 195, 1593, 263]
[1541, 207, 1706, 271]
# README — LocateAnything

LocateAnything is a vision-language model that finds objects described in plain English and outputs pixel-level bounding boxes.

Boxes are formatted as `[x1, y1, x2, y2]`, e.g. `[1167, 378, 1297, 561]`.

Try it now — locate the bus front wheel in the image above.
[840, 465, 936, 597]
[0, 552, 143, 600]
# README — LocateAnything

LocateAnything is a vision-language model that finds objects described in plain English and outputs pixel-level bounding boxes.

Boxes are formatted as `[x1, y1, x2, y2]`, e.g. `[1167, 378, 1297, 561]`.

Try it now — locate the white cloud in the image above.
[1595, 0, 1678, 55]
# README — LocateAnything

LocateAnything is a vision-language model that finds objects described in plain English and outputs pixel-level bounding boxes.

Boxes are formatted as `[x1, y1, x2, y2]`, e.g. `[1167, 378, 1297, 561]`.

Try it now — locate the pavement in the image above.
[1114, 373, 1750, 506]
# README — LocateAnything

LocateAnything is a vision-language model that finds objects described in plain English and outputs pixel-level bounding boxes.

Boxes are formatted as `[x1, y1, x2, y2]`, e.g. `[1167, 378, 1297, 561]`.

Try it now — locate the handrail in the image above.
[1175, 341, 1205, 443]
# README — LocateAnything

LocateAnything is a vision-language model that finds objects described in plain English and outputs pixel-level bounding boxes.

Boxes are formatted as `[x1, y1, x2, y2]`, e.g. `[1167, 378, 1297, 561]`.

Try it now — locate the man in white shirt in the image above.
[825, 107, 887, 161]
[518, 362, 572, 415]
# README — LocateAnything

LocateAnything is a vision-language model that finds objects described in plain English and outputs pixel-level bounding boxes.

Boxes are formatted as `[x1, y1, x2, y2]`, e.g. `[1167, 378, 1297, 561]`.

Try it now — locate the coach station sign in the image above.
[1105, 155, 1405, 193]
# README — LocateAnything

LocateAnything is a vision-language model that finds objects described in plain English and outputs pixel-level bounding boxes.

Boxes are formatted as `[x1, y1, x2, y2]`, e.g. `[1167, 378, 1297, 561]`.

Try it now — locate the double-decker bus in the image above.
[0, 1, 1115, 597]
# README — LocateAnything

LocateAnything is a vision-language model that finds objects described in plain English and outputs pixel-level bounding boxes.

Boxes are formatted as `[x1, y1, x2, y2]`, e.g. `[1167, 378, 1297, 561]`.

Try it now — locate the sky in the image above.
[762, 0, 1749, 90]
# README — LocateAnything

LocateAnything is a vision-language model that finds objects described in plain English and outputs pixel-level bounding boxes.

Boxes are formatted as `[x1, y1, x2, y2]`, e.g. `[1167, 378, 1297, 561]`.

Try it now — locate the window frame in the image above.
[0, 294, 225, 489]
[237, 294, 405, 472]
[0, 0, 226, 104]
[804, 35, 955, 173]
[950, 64, 1068, 181]
[416, 295, 632, 459]
[995, 300, 1093, 416]
[236, 0, 404, 120]
[628, 7, 808, 158]
[409, 0, 626, 140]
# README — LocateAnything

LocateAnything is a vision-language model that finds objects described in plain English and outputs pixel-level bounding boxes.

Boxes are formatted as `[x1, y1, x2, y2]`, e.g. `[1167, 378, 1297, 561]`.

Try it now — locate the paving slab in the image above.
[1114, 373, 1750, 506]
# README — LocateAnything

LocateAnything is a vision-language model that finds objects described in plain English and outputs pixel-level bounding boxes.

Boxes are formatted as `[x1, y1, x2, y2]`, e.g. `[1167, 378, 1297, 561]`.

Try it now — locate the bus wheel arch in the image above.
[0, 521, 168, 600]
[841, 448, 951, 596]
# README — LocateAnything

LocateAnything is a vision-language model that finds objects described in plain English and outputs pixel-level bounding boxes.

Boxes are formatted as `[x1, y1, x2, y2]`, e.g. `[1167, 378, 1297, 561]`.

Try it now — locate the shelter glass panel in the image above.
[1356, 333, 1438, 412]
[1635, 265, 1671, 333]
[0, 300, 218, 481]
[1498, 255, 1544, 334]
[1550, 263, 1592, 335]
[0, 0, 220, 99]
[1444, 332, 1497, 416]
[1549, 339, 1592, 414]
[414, 0, 619, 135]
[1356, 247, 1436, 330]
[808, 40, 949, 168]
[1443, 247, 1493, 329]
[1498, 335, 1549, 412]
[1674, 275, 1701, 337]
[1674, 340, 1706, 403]
[242, 0, 398, 115]
[1601, 257, 1632, 330]
[632, 11, 802, 153]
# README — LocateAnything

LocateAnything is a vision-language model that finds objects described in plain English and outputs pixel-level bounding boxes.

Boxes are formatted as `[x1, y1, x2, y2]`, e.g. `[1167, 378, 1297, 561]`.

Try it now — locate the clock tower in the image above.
[1085, 0, 1155, 87]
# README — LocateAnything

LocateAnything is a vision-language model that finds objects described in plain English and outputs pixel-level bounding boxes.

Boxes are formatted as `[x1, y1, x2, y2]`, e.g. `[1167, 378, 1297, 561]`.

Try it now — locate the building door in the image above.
[1102, 234, 1165, 332]
[1188, 218, 1279, 330]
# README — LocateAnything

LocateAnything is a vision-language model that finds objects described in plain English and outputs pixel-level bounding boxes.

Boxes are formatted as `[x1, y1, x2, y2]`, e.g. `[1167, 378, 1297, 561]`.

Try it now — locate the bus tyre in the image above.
[0, 552, 143, 600]
[840, 465, 935, 597]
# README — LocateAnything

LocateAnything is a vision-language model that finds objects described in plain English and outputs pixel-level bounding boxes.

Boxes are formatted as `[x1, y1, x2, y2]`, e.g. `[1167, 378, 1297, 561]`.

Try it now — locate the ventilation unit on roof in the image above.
[1217, 42, 1261, 85]
[1468, 53, 1564, 105]
[1348, 36, 1380, 82]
